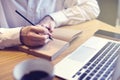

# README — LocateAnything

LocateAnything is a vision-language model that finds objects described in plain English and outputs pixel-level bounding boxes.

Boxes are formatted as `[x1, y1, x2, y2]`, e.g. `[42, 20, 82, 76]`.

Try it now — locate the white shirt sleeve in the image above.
[0, 27, 22, 49]
[50, 0, 100, 27]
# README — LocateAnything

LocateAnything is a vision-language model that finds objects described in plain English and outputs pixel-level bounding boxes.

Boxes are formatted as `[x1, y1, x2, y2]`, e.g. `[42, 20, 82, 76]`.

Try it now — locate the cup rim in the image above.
[13, 58, 54, 80]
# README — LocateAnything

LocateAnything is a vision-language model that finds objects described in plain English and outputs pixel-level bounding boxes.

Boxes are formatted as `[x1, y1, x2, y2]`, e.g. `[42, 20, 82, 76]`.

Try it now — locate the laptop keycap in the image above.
[73, 42, 120, 80]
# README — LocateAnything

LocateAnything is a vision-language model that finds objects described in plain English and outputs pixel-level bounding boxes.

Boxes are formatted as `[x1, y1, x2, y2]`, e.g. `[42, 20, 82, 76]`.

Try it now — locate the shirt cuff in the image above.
[0, 27, 22, 49]
[50, 11, 69, 27]
[10, 27, 22, 45]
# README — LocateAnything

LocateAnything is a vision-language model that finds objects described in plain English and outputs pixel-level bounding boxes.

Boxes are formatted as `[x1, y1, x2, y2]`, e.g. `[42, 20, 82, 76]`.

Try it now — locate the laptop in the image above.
[112, 54, 120, 80]
[54, 30, 120, 80]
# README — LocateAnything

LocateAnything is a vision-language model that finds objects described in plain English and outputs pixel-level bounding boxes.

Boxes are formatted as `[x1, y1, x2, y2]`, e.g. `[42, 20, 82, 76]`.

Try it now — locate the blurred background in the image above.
[97, 0, 119, 27]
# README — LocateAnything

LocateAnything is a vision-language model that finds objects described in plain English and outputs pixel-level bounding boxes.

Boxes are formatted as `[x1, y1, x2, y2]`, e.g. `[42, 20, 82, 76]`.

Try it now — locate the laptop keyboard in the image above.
[72, 42, 120, 80]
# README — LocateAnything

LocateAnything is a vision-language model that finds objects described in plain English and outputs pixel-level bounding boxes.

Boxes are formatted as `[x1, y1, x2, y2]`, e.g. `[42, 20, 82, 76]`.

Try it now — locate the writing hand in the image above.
[20, 26, 50, 47]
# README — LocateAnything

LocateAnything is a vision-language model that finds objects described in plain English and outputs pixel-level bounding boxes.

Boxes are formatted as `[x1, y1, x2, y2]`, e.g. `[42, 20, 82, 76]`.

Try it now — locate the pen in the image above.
[15, 10, 53, 40]
[15, 10, 35, 26]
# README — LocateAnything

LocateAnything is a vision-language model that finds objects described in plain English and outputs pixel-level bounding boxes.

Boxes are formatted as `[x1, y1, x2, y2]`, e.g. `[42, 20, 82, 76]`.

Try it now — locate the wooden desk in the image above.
[0, 19, 120, 80]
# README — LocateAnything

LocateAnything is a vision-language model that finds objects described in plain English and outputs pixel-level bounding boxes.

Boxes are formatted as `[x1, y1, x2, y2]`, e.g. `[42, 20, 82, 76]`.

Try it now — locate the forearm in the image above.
[50, 0, 100, 27]
[0, 27, 21, 49]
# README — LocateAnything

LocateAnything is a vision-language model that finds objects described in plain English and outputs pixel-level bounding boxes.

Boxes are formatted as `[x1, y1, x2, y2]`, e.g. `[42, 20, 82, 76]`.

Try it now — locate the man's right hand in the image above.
[20, 25, 51, 47]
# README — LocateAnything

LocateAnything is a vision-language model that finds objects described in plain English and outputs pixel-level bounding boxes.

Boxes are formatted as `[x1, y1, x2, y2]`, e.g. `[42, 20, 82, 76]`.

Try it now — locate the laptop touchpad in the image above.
[69, 46, 96, 62]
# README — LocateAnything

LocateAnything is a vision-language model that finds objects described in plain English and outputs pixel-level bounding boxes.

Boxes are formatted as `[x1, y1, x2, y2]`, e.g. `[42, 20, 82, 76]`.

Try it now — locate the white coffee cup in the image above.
[13, 58, 54, 80]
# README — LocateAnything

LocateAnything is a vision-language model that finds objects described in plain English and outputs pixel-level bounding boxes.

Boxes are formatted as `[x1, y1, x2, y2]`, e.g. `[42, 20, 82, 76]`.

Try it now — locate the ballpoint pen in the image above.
[15, 10, 53, 40]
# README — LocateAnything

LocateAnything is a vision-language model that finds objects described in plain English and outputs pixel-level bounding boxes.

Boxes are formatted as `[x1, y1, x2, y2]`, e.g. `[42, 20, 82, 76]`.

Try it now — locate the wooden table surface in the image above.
[0, 19, 120, 80]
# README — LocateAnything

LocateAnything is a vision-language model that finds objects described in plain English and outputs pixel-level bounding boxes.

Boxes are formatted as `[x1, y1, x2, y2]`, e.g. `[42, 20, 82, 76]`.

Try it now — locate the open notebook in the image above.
[18, 28, 82, 61]
[54, 30, 120, 80]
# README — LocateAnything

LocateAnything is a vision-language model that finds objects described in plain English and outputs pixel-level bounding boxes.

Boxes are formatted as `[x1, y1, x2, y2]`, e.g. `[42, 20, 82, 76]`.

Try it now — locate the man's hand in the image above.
[20, 25, 51, 47]
[39, 16, 56, 32]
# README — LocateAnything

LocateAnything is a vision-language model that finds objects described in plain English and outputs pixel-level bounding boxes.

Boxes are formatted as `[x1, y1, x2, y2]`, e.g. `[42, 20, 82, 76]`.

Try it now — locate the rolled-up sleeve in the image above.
[50, 0, 100, 27]
[0, 27, 22, 49]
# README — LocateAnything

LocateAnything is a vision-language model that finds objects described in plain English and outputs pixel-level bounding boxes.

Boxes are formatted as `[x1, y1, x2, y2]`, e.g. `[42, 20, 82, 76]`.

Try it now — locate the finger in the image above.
[44, 26, 52, 33]
[31, 26, 49, 35]
[29, 38, 49, 46]
[50, 21, 56, 32]
[35, 25, 52, 38]
[29, 32, 49, 41]
[37, 24, 52, 33]
[27, 34, 49, 46]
